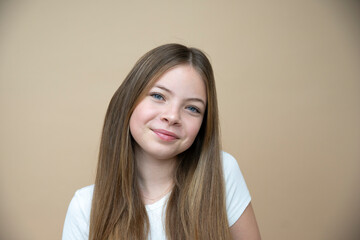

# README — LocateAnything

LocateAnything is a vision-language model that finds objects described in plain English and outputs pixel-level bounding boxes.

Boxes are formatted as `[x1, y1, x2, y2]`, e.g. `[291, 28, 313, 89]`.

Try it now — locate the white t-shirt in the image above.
[62, 152, 251, 240]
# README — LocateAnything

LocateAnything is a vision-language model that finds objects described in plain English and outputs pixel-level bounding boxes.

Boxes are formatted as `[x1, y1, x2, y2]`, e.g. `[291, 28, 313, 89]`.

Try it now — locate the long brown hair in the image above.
[89, 43, 230, 240]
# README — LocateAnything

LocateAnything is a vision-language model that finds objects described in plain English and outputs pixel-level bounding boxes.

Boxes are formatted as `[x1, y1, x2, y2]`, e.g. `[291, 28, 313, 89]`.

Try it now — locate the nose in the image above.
[160, 104, 181, 125]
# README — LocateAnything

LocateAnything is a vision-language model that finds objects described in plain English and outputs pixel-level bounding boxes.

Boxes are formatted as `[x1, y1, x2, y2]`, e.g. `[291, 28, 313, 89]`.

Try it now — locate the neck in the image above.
[134, 148, 176, 204]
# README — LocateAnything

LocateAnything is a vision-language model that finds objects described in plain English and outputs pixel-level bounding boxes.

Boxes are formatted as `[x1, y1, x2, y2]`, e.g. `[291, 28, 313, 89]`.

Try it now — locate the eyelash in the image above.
[186, 106, 201, 114]
[150, 92, 201, 114]
[150, 93, 165, 101]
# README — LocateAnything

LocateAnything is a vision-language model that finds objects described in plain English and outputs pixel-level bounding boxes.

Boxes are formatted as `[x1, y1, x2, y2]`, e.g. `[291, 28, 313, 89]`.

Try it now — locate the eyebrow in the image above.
[154, 85, 206, 106]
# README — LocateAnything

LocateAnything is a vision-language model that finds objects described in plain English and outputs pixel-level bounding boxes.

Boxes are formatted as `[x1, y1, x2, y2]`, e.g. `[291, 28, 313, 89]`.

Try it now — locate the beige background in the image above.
[1, 1, 359, 239]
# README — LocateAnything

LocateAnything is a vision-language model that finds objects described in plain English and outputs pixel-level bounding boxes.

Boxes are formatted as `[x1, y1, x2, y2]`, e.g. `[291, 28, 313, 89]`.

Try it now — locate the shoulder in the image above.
[221, 151, 240, 171]
[74, 185, 94, 202]
[220, 151, 252, 227]
[220, 151, 246, 185]
[62, 185, 94, 240]
[221, 151, 246, 182]
[71, 184, 94, 219]
[66, 184, 94, 217]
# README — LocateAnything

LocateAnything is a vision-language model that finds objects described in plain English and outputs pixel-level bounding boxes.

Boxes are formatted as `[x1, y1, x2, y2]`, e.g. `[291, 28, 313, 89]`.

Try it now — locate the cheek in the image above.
[129, 101, 157, 139]
[187, 119, 204, 140]
[129, 114, 138, 139]
[130, 102, 150, 126]
[129, 105, 145, 135]
[129, 109, 139, 130]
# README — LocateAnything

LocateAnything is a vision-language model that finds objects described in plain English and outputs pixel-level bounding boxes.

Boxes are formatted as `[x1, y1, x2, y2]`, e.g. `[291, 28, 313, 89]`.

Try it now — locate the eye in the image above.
[186, 106, 201, 114]
[150, 93, 165, 101]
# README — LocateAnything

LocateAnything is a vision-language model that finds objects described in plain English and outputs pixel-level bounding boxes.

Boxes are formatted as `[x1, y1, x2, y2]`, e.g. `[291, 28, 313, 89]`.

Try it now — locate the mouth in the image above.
[152, 129, 179, 141]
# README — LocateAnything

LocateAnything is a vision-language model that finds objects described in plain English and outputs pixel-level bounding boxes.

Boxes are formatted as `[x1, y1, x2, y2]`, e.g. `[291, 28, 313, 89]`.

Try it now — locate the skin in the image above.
[230, 203, 261, 240]
[129, 64, 261, 238]
[129, 64, 206, 203]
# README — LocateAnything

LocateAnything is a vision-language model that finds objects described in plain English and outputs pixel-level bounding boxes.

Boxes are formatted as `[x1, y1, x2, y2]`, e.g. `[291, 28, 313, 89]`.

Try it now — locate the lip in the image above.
[152, 129, 179, 141]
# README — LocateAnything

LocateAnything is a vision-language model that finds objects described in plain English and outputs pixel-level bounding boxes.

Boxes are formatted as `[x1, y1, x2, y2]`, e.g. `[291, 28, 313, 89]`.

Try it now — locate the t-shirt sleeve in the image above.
[62, 186, 93, 240]
[222, 152, 252, 227]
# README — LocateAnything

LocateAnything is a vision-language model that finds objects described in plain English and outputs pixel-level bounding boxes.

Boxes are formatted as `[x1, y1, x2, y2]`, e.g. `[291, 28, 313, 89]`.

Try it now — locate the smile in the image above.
[152, 129, 179, 141]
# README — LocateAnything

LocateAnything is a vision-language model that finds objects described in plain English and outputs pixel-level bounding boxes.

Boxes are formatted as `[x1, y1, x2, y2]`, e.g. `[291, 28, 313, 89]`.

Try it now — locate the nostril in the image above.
[161, 114, 180, 125]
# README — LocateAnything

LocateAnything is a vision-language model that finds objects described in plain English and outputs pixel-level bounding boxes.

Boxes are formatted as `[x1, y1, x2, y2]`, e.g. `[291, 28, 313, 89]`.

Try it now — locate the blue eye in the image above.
[151, 93, 164, 100]
[186, 106, 200, 113]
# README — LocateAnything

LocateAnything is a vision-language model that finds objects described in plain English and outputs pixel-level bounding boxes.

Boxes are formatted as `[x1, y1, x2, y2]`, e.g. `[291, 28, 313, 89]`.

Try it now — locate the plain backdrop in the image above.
[0, 1, 359, 239]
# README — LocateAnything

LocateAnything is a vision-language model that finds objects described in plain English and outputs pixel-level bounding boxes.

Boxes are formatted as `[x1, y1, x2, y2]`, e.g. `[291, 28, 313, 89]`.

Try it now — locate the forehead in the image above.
[152, 65, 207, 99]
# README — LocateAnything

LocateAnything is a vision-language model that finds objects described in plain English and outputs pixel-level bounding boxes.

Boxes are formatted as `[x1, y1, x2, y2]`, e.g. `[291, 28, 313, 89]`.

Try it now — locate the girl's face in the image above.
[129, 64, 207, 161]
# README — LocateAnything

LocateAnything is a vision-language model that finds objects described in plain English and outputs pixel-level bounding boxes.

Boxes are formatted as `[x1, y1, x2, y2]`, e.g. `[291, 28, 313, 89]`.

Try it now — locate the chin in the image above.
[150, 152, 178, 161]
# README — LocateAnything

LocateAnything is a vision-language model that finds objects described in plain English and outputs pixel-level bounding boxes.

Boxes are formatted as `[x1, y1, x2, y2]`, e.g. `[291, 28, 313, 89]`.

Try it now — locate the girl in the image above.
[62, 43, 260, 240]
